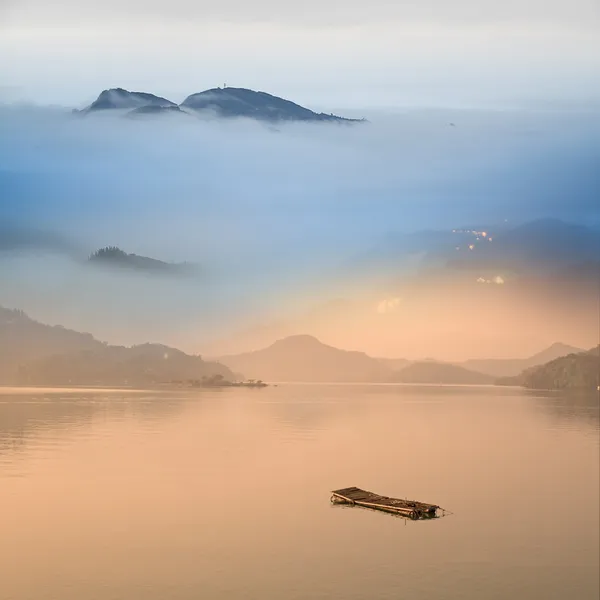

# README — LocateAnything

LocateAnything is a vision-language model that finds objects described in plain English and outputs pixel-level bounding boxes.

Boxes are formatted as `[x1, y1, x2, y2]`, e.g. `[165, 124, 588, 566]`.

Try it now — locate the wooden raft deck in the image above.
[331, 486, 439, 519]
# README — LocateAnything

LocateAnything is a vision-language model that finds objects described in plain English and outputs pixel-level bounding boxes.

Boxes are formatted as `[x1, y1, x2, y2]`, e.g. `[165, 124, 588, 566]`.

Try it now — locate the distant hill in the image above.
[127, 105, 187, 118]
[214, 332, 592, 384]
[81, 88, 177, 113]
[88, 247, 197, 276]
[377, 357, 411, 371]
[77, 87, 363, 123]
[18, 343, 233, 387]
[0, 306, 102, 382]
[346, 219, 600, 284]
[0, 306, 233, 386]
[181, 87, 361, 123]
[445, 219, 600, 277]
[217, 335, 391, 382]
[462, 342, 585, 377]
[497, 347, 600, 390]
[393, 361, 494, 385]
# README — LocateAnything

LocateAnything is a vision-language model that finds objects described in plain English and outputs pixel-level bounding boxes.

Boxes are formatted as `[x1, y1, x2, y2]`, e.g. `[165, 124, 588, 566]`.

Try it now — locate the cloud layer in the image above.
[1, 103, 599, 355]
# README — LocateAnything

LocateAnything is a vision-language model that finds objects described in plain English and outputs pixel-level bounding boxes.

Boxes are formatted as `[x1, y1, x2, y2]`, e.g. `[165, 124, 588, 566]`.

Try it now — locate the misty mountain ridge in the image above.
[180, 87, 361, 122]
[462, 342, 586, 377]
[392, 361, 495, 385]
[78, 87, 362, 123]
[1, 307, 589, 386]
[19, 344, 233, 387]
[348, 218, 600, 282]
[376, 357, 411, 371]
[217, 334, 391, 382]
[497, 346, 600, 390]
[0, 306, 233, 385]
[0, 306, 101, 381]
[88, 246, 197, 276]
[0, 229, 197, 278]
[444, 218, 600, 275]
[127, 105, 188, 118]
[217, 334, 577, 383]
[82, 88, 177, 112]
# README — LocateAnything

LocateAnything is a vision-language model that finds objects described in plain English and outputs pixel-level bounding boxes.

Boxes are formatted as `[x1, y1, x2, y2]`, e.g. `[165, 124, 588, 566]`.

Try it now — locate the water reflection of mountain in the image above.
[0, 390, 192, 461]
[530, 390, 599, 429]
[259, 400, 339, 438]
[256, 385, 370, 436]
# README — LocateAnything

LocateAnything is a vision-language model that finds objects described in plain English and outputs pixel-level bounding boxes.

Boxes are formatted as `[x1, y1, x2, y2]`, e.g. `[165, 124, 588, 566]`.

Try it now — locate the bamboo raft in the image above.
[331, 486, 440, 520]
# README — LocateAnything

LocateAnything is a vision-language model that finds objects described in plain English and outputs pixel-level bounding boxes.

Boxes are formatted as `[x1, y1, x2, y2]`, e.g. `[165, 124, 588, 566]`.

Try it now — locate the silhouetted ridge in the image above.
[217, 334, 390, 382]
[393, 361, 494, 385]
[180, 87, 362, 122]
[78, 86, 364, 121]
[497, 347, 600, 390]
[82, 88, 177, 113]
[127, 105, 187, 117]
[462, 342, 585, 377]
[0, 305, 234, 386]
[88, 246, 196, 276]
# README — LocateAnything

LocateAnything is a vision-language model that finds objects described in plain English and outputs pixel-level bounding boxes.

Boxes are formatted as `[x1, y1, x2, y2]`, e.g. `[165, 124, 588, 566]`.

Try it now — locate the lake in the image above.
[1, 384, 598, 600]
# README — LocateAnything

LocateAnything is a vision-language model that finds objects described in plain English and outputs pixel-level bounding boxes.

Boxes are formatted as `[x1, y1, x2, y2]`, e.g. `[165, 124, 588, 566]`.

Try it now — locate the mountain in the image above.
[0, 306, 103, 382]
[393, 361, 494, 385]
[18, 343, 233, 387]
[377, 357, 411, 371]
[127, 105, 187, 118]
[444, 219, 600, 275]
[345, 219, 600, 284]
[88, 247, 197, 276]
[462, 342, 585, 378]
[180, 87, 361, 123]
[217, 334, 391, 382]
[0, 306, 233, 386]
[497, 347, 600, 390]
[81, 88, 177, 113]
[78, 86, 363, 123]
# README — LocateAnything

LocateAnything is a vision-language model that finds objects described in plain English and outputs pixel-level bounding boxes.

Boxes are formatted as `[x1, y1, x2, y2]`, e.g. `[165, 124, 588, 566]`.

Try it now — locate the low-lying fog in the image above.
[1, 105, 599, 358]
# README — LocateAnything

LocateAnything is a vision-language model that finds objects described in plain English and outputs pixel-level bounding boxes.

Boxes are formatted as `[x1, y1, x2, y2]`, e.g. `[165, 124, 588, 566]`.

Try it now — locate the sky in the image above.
[1, 0, 599, 358]
[1, 0, 599, 108]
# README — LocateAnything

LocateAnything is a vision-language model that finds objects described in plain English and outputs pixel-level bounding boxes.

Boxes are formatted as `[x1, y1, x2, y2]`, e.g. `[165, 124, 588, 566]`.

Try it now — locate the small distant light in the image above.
[481, 232, 487, 237]
[469, 244, 475, 250]
[493, 276, 505, 285]
[455, 246, 460, 250]
[488, 237, 493, 242]
[164, 353, 169, 360]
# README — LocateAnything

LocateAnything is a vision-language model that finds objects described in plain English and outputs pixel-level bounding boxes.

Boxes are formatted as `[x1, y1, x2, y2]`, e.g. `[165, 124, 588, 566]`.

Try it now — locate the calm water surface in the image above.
[1, 385, 598, 600]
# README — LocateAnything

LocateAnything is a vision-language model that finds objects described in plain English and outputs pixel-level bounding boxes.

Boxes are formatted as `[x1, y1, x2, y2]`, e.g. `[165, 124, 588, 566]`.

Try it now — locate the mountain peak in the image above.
[217, 334, 389, 382]
[276, 334, 321, 343]
[88, 246, 197, 277]
[270, 334, 324, 349]
[83, 88, 177, 113]
[181, 87, 362, 123]
[78, 86, 365, 123]
[532, 342, 584, 361]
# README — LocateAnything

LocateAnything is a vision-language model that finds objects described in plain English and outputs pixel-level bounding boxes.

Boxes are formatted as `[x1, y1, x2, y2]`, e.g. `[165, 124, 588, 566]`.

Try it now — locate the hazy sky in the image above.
[1, 103, 599, 356]
[1, 1, 599, 358]
[1, 0, 599, 108]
